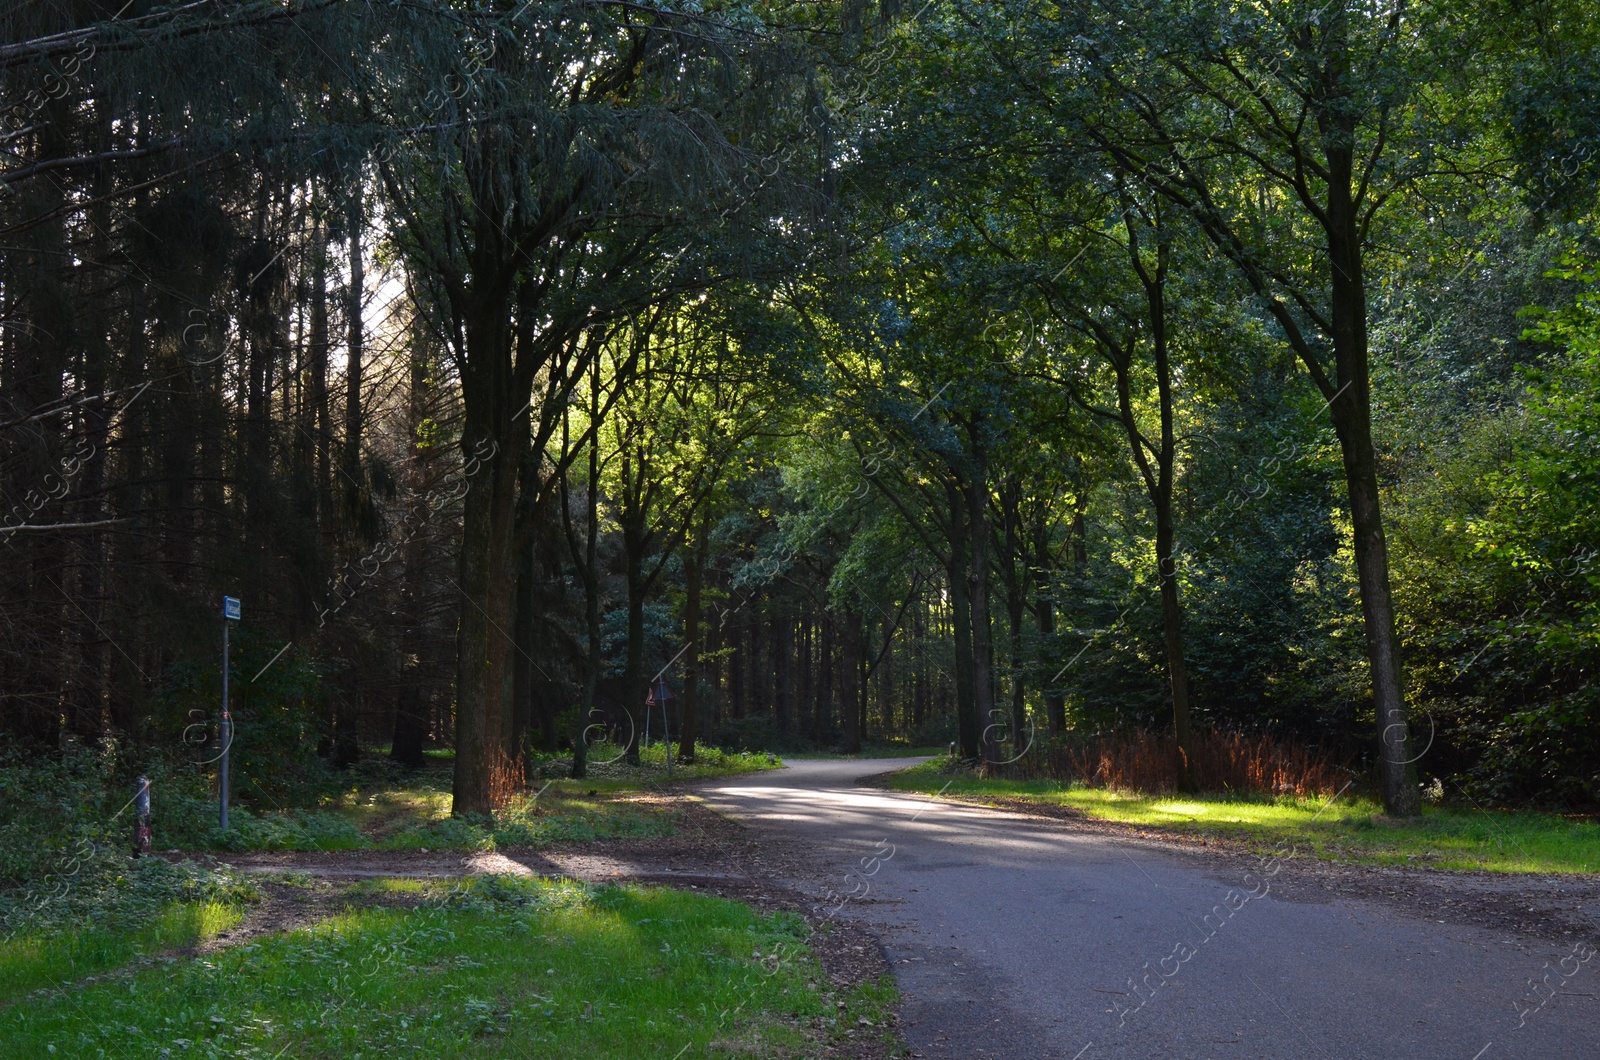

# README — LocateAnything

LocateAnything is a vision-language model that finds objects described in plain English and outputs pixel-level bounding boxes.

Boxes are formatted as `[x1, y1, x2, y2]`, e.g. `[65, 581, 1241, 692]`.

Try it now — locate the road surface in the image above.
[695, 758, 1599, 1060]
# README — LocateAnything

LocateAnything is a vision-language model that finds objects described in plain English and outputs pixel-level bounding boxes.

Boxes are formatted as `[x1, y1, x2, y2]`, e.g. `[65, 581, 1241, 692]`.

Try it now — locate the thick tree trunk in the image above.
[451, 315, 523, 815]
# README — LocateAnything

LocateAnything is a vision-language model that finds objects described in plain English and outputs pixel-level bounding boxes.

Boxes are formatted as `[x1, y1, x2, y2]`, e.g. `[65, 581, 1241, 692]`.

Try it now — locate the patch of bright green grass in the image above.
[375, 791, 678, 852]
[345, 877, 428, 897]
[886, 759, 1600, 874]
[0, 901, 245, 1006]
[0, 878, 888, 1059]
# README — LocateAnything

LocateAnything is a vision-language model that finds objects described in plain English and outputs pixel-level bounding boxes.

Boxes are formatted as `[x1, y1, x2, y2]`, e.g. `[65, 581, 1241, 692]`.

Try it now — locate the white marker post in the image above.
[220, 595, 240, 830]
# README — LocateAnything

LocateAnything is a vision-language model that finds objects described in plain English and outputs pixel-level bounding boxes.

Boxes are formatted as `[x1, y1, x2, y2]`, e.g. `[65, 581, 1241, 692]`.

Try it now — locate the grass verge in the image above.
[0, 877, 893, 1059]
[886, 759, 1600, 874]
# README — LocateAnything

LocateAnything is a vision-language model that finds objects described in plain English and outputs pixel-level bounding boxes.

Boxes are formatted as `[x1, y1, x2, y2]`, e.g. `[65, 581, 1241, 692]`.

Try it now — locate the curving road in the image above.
[695, 758, 1600, 1060]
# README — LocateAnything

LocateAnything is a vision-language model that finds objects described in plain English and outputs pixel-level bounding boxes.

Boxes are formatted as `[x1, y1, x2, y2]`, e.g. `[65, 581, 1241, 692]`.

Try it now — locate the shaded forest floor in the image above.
[177, 743, 783, 855]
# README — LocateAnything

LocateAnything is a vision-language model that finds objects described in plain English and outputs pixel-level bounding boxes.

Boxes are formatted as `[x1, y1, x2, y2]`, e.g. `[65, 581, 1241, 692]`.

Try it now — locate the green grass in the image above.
[0, 901, 245, 1006]
[885, 759, 1600, 874]
[0, 877, 893, 1059]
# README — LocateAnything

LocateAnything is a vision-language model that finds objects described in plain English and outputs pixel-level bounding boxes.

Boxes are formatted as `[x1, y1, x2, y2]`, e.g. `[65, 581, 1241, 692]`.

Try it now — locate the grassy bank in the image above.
[0, 877, 896, 1059]
[886, 759, 1600, 874]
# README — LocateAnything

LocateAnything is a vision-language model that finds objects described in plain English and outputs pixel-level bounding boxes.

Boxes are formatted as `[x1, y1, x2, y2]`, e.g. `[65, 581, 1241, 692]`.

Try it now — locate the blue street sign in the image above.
[223, 596, 241, 621]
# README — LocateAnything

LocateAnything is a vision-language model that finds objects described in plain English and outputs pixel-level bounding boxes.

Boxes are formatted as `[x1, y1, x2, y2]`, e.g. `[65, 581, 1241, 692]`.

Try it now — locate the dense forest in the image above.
[2, 0, 1597, 819]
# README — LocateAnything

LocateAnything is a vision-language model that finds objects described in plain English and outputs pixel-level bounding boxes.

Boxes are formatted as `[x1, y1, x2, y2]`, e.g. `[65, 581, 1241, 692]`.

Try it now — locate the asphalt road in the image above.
[695, 758, 1600, 1060]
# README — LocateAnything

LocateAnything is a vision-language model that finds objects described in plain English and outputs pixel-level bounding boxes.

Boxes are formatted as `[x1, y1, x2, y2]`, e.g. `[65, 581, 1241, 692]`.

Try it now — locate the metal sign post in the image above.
[220, 596, 240, 831]
[653, 678, 674, 779]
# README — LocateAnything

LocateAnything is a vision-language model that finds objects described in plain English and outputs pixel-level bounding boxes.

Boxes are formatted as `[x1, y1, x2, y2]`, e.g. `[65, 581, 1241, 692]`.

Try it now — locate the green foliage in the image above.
[195, 808, 370, 854]
[148, 635, 333, 808]
[0, 746, 259, 943]
[1391, 260, 1600, 803]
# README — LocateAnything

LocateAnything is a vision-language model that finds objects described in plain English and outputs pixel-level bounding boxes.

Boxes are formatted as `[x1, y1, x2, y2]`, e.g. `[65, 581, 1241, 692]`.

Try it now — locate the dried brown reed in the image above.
[487, 745, 525, 810]
[999, 728, 1348, 797]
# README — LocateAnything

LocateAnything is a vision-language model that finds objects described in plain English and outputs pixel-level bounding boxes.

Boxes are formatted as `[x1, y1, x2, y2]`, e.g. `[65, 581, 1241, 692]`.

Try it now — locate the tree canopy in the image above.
[3, 0, 1596, 816]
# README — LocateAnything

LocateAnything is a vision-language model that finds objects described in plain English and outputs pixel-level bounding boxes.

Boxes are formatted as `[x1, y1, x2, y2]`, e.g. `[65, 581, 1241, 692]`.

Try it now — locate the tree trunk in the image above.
[963, 459, 998, 766]
[816, 611, 833, 741]
[1327, 276, 1417, 814]
[879, 619, 894, 735]
[748, 614, 763, 718]
[1036, 595, 1065, 737]
[678, 519, 707, 762]
[774, 615, 792, 734]
[451, 315, 524, 815]
[571, 364, 604, 780]
[1002, 483, 1027, 758]
[511, 503, 537, 769]
[840, 608, 862, 753]
[947, 483, 979, 760]
[1326, 135, 1419, 817]
[1155, 511, 1195, 790]
[724, 617, 738, 719]
[798, 612, 813, 740]
[622, 491, 647, 765]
